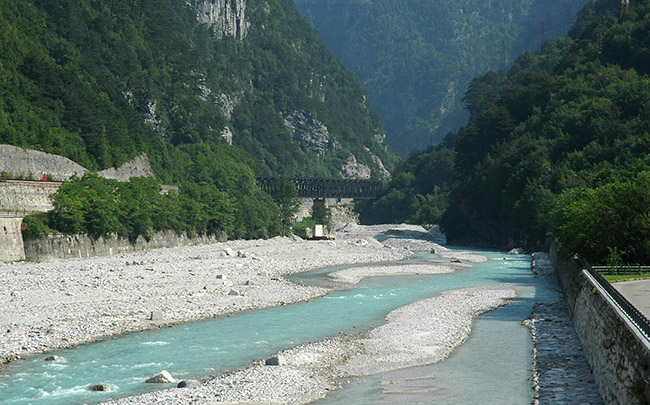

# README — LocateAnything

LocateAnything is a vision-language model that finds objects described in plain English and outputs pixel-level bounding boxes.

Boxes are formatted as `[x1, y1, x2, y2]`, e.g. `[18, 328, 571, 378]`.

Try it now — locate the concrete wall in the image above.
[0, 218, 26, 261]
[0, 144, 85, 181]
[551, 246, 650, 404]
[24, 231, 227, 262]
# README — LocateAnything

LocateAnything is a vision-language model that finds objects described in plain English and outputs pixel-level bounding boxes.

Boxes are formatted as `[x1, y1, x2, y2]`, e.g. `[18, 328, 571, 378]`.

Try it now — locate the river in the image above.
[0, 249, 544, 404]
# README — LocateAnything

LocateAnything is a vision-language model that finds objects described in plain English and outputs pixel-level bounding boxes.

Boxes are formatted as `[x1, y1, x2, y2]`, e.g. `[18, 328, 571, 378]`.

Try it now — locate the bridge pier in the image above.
[0, 180, 62, 262]
[0, 217, 26, 261]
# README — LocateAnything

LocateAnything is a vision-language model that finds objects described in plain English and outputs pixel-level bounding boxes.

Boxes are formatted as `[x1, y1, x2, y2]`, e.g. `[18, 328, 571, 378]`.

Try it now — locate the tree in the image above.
[310, 198, 330, 225]
[273, 177, 300, 236]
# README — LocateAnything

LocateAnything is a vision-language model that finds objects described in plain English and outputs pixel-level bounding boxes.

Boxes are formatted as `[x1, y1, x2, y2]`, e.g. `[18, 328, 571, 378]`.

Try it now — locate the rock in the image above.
[216, 274, 227, 280]
[508, 247, 524, 255]
[149, 311, 164, 321]
[237, 250, 246, 258]
[224, 248, 235, 256]
[44, 355, 61, 361]
[265, 354, 286, 366]
[228, 289, 241, 296]
[450, 259, 462, 263]
[88, 383, 110, 392]
[177, 379, 201, 388]
[340, 154, 371, 179]
[145, 370, 176, 383]
[284, 110, 338, 155]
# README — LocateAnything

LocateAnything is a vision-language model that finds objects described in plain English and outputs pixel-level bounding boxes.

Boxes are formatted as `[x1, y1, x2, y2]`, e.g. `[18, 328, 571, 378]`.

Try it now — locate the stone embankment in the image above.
[552, 247, 650, 404]
[526, 252, 601, 404]
[23, 230, 227, 262]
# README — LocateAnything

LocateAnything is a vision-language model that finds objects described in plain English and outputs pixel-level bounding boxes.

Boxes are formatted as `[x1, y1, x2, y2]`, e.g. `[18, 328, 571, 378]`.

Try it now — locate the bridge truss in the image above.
[256, 177, 381, 199]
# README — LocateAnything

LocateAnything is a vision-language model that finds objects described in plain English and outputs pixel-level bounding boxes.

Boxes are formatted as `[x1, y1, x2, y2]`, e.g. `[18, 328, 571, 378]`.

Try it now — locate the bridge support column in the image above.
[311, 198, 329, 224]
[0, 217, 26, 262]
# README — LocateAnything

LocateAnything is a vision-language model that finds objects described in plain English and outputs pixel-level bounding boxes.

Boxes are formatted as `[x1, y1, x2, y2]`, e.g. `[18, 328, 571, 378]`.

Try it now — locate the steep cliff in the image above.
[186, 0, 248, 39]
[295, 0, 590, 154]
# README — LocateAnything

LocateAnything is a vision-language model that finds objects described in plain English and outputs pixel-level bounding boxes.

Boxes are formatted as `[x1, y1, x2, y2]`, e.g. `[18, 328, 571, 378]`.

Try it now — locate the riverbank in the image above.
[2, 225, 438, 365]
[105, 285, 516, 404]
[526, 252, 601, 404]
[2, 223, 544, 404]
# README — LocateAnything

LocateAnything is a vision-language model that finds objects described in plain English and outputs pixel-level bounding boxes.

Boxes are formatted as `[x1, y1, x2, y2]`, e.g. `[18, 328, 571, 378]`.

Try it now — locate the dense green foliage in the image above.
[272, 177, 300, 236]
[357, 144, 454, 225]
[361, 0, 650, 264]
[0, 0, 395, 177]
[295, 0, 589, 154]
[2, 0, 397, 240]
[25, 173, 243, 242]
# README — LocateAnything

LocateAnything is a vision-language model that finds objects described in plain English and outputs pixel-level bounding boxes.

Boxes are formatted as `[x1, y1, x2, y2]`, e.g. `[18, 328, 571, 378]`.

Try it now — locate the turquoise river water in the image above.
[0, 249, 552, 404]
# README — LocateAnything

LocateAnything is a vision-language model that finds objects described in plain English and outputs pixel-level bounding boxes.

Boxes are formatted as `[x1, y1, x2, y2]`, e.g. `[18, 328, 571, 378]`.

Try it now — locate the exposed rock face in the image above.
[98, 154, 154, 182]
[144, 100, 165, 138]
[284, 111, 338, 155]
[363, 147, 390, 179]
[0, 144, 154, 183]
[220, 126, 233, 145]
[0, 144, 85, 181]
[340, 154, 371, 179]
[186, 0, 248, 40]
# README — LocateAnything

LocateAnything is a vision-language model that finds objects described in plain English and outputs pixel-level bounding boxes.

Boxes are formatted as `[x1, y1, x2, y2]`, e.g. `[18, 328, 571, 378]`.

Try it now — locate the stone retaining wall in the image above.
[24, 230, 227, 262]
[551, 245, 650, 404]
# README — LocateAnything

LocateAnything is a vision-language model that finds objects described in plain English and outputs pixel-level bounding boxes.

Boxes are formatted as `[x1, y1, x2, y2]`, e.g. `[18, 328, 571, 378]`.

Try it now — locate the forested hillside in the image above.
[1, 0, 397, 241]
[0, 0, 396, 178]
[360, 0, 650, 265]
[295, 0, 589, 154]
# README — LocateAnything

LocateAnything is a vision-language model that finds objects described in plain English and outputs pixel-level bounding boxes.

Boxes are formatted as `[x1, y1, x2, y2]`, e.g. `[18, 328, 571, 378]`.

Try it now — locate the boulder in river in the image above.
[44, 355, 61, 361]
[177, 379, 201, 388]
[88, 383, 109, 392]
[265, 354, 286, 366]
[145, 370, 176, 383]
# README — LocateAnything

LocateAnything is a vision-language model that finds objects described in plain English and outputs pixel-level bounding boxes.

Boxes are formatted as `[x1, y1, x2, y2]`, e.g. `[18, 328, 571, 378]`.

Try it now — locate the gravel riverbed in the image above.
[2, 224, 598, 404]
[1, 226, 427, 364]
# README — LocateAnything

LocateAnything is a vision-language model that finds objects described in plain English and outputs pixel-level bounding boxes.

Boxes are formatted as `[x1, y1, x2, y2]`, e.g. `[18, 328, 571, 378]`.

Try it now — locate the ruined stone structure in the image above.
[0, 180, 62, 261]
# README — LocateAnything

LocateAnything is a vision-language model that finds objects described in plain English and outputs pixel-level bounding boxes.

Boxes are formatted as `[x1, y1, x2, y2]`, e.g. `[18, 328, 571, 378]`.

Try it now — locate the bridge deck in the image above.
[256, 177, 381, 199]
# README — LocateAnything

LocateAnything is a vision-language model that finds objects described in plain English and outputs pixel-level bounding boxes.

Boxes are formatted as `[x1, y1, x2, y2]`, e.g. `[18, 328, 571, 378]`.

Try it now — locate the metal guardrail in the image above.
[591, 265, 650, 275]
[586, 263, 650, 341]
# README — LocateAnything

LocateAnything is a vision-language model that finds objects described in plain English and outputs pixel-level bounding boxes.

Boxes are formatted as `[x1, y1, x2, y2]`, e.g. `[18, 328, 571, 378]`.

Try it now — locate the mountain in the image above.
[0, 0, 397, 180]
[1, 0, 400, 241]
[294, 0, 590, 154]
[360, 0, 650, 264]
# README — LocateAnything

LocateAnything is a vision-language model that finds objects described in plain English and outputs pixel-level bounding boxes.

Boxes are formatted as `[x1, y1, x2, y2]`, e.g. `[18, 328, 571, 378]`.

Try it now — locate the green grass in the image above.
[604, 273, 650, 283]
